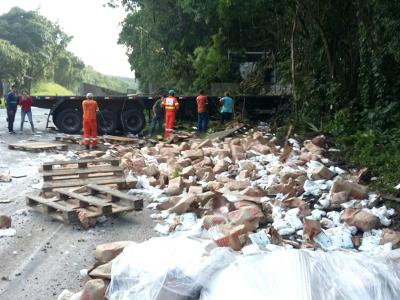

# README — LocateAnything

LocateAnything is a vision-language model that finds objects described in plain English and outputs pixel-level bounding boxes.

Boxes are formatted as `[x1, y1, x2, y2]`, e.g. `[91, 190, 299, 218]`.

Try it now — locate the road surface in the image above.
[0, 108, 155, 299]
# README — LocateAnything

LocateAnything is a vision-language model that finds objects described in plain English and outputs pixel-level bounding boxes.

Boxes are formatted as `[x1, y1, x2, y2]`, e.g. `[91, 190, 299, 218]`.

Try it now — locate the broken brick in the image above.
[240, 186, 267, 197]
[341, 208, 379, 232]
[182, 149, 204, 160]
[95, 241, 132, 263]
[251, 144, 270, 155]
[188, 185, 204, 194]
[311, 165, 335, 180]
[166, 176, 184, 196]
[0, 215, 11, 229]
[80, 279, 108, 300]
[228, 204, 264, 225]
[380, 229, 400, 249]
[231, 145, 246, 161]
[226, 180, 250, 191]
[331, 179, 368, 199]
[181, 166, 195, 178]
[330, 191, 350, 209]
[144, 164, 159, 177]
[213, 160, 228, 173]
[168, 194, 197, 214]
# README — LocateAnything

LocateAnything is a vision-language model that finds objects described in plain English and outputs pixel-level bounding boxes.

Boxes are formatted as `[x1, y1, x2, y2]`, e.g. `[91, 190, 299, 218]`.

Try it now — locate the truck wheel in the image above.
[56, 108, 82, 134]
[122, 109, 145, 134]
[97, 110, 117, 135]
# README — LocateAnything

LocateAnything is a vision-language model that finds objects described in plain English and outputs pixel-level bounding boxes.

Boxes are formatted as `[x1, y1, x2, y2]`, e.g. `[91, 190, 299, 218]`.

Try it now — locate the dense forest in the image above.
[0, 7, 136, 95]
[110, 0, 400, 192]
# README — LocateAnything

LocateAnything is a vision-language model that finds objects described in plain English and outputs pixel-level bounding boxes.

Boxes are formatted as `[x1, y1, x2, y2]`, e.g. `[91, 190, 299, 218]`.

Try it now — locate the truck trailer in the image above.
[31, 95, 289, 134]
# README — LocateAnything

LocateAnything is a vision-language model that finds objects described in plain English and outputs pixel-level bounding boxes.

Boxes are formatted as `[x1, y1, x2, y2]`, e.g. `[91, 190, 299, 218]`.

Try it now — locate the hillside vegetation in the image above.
[0, 7, 137, 95]
[31, 81, 74, 96]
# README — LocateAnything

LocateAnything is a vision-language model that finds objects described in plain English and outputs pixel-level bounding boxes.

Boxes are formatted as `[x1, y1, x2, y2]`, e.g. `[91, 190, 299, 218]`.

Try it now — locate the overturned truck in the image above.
[32, 95, 289, 135]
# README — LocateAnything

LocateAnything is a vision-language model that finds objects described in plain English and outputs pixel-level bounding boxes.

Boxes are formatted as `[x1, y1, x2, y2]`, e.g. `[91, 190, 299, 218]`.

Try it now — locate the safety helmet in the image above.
[86, 92, 94, 99]
[168, 89, 175, 96]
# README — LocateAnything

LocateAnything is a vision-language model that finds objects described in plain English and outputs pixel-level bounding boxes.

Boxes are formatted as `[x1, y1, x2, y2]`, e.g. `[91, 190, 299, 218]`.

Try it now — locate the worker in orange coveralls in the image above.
[82, 92, 99, 149]
[160, 89, 179, 137]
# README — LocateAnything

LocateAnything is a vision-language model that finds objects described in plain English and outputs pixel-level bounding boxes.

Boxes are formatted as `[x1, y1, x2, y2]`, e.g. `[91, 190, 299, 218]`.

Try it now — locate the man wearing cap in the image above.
[160, 89, 179, 137]
[6, 85, 18, 134]
[82, 93, 99, 149]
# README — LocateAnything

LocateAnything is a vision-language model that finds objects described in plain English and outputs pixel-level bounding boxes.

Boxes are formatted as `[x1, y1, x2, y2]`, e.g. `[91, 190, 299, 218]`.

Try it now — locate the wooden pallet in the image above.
[26, 184, 143, 225]
[102, 135, 146, 145]
[55, 135, 80, 144]
[42, 158, 125, 192]
[206, 124, 247, 140]
[9, 142, 68, 152]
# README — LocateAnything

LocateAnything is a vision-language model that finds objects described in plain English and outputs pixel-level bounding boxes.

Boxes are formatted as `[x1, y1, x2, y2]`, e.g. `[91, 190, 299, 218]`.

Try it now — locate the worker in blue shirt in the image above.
[219, 91, 234, 125]
[6, 85, 18, 134]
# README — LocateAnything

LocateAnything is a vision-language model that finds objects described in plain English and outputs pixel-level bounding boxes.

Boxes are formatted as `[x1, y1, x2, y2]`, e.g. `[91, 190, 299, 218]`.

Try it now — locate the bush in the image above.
[328, 127, 400, 194]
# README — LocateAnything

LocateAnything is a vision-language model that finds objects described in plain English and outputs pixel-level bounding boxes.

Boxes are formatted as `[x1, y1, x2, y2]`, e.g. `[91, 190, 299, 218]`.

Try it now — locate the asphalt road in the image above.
[0, 108, 155, 299]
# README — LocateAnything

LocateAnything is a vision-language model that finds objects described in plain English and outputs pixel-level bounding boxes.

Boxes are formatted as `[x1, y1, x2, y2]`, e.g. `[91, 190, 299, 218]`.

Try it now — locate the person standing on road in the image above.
[219, 91, 234, 125]
[19, 89, 35, 133]
[82, 93, 99, 149]
[160, 89, 179, 137]
[196, 89, 208, 133]
[6, 84, 18, 134]
[149, 95, 165, 136]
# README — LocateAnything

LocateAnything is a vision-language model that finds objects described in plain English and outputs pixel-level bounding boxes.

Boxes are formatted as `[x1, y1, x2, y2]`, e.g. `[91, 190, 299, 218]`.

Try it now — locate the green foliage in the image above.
[192, 35, 230, 90]
[0, 7, 135, 95]
[0, 39, 29, 82]
[31, 81, 74, 96]
[53, 51, 85, 91]
[0, 7, 71, 80]
[330, 128, 400, 193]
[82, 66, 137, 93]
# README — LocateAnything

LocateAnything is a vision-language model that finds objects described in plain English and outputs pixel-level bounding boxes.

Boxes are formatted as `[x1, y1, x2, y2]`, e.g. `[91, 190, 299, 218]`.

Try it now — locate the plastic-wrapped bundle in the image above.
[201, 249, 400, 300]
[106, 237, 235, 300]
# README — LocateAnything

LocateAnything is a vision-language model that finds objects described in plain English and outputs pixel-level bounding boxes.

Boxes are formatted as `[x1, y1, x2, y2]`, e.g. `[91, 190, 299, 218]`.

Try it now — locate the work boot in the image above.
[85, 144, 90, 150]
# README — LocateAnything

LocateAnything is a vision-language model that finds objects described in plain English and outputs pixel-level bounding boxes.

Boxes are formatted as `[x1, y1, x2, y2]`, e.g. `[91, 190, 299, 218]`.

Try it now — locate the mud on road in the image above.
[0, 108, 155, 300]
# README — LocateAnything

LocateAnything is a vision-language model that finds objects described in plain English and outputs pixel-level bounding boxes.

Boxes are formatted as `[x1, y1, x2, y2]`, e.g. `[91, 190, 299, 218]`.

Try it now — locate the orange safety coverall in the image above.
[82, 99, 99, 148]
[160, 96, 179, 137]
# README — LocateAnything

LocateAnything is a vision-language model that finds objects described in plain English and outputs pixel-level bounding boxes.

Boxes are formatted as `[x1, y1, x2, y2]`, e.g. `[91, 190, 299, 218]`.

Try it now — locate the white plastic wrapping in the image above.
[201, 249, 400, 300]
[106, 237, 235, 300]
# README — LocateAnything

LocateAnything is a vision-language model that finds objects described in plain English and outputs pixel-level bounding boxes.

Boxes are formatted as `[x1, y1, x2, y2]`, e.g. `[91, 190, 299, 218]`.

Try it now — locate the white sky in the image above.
[0, 0, 134, 78]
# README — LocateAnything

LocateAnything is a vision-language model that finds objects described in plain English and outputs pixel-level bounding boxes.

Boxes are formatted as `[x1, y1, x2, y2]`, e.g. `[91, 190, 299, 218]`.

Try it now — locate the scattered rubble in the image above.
[0, 215, 11, 228]
[109, 130, 398, 253]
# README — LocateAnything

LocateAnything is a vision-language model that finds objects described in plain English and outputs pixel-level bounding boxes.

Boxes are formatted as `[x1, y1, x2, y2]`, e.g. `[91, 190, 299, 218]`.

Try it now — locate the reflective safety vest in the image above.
[161, 96, 179, 111]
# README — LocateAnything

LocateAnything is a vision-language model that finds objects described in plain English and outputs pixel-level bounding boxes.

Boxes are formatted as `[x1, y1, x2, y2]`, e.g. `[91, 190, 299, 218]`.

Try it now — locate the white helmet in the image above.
[86, 92, 94, 99]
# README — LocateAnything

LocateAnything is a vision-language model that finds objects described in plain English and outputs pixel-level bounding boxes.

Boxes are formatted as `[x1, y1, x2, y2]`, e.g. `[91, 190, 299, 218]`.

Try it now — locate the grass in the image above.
[0, 81, 73, 108]
[31, 81, 74, 96]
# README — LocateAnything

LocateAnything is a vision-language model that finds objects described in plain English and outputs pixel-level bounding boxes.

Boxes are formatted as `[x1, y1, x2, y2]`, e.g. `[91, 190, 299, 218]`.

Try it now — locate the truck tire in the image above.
[56, 108, 82, 134]
[97, 110, 118, 135]
[122, 109, 145, 134]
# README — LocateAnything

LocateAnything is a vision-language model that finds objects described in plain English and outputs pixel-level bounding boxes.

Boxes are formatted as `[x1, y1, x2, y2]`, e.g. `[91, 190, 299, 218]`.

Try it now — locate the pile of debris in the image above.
[114, 129, 399, 253]
[58, 127, 400, 300]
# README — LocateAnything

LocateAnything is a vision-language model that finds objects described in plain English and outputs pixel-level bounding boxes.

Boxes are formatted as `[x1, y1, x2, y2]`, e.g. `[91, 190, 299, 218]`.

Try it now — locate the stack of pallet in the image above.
[41, 158, 125, 192]
[26, 183, 143, 224]
[26, 158, 143, 226]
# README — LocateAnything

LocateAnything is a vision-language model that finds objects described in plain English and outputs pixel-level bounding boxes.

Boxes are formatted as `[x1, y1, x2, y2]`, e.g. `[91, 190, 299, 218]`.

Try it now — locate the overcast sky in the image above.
[0, 0, 133, 78]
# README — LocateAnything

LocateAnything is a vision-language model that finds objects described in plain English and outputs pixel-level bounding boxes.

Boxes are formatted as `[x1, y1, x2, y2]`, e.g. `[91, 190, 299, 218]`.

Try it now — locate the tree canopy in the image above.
[114, 0, 400, 191]
[0, 7, 137, 94]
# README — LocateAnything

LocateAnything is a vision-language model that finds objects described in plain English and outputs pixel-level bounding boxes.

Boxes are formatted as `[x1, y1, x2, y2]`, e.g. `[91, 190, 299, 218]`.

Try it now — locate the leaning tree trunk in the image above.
[290, 7, 298, 122]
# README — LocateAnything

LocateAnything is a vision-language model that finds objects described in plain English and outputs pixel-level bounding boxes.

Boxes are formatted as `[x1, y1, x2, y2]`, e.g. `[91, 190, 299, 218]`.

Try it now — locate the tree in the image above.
[0, 7, 71, 81]
[0, 39, 29, 96]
